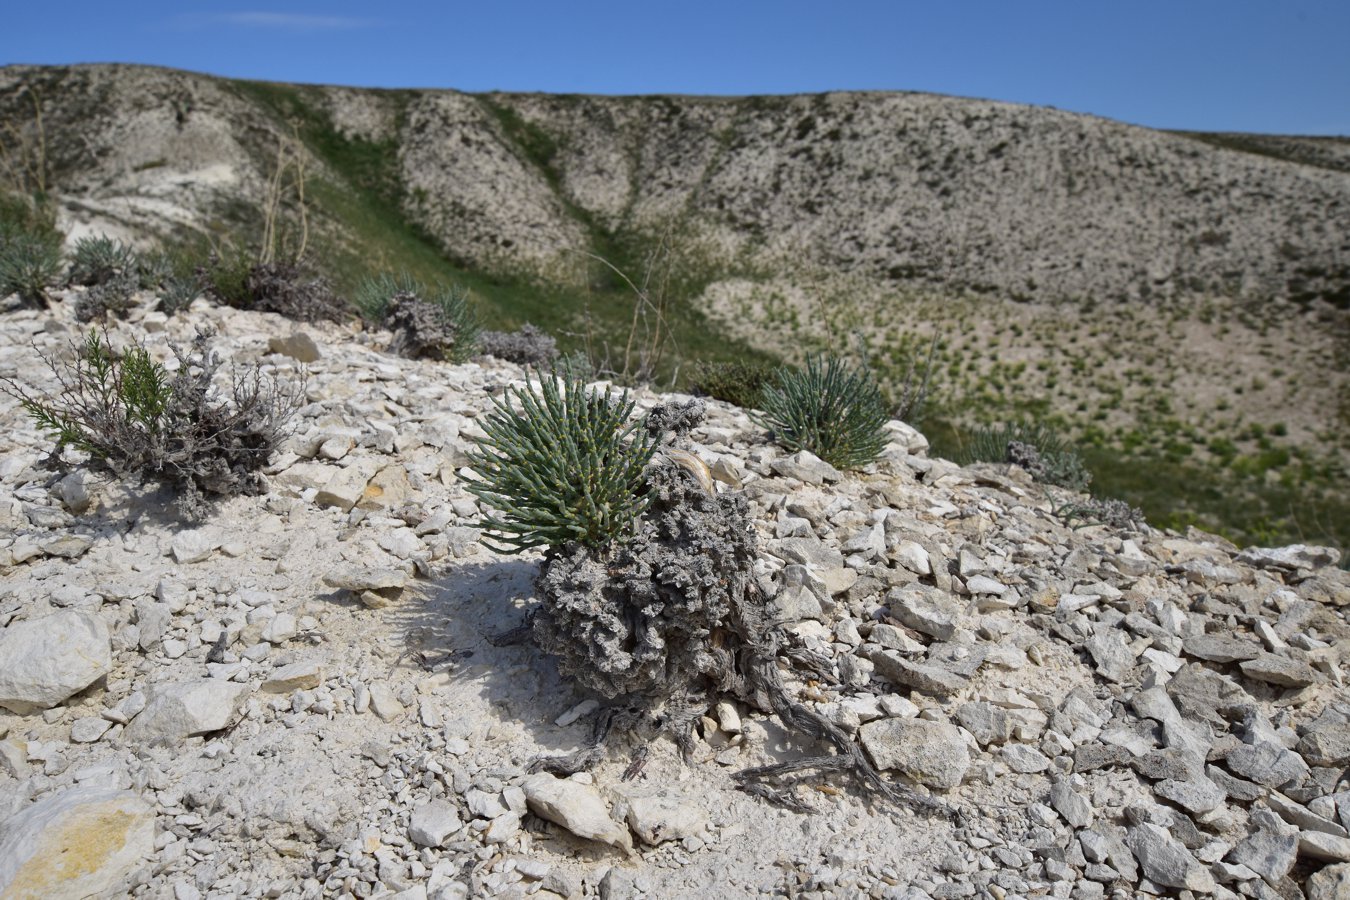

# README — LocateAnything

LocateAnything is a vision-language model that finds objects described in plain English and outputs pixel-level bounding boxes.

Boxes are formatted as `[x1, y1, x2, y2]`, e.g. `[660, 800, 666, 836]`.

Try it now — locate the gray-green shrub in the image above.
[755, 354, 889, 470]
[466, 369, 658, 552]
[958, 421, 1092, 492]
[355, 272, 479, 362]
[0, 232, 62, 306]
[1, 328, 301, 519]
[67, 235, 139, 287]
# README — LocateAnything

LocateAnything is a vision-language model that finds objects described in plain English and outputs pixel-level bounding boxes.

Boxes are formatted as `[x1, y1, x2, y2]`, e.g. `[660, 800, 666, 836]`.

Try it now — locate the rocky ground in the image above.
[0, 293, 1348, 899]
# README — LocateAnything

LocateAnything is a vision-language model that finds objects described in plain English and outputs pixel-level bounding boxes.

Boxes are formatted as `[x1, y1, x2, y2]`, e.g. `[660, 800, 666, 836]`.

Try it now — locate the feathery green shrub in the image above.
[1, 328, 300, 518]
[466, 370, 659, 552]
[755, 354, 889, 470]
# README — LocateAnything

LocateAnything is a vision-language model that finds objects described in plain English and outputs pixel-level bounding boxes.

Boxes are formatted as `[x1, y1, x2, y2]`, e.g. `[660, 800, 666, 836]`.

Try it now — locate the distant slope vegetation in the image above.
[1, 63, 1347, 554]
[3, 63, 1347, 307]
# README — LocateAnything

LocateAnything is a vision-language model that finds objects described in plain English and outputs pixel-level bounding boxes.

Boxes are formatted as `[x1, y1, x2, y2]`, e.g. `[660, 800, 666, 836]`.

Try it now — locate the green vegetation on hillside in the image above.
[229, 80, 775, 386]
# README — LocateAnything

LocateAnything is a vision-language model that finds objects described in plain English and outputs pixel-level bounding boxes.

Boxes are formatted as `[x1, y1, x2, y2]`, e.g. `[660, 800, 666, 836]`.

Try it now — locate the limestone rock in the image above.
[523, 773, 632, 852]
[886, 587, 959, 640]
[1299, 725, 1350, 768]
[1307, 863, 1350, 899]
[1240, 653, 1320, 688]
[869, 650, 968, 697]
[770, 451, 841, 485]
[171, 526, 224, 564]
[1229, 825, 1298, 882]
[0, 610, 112, 714]
[409, 800, 462, 848]
[124, 679, 250, 743]
[858, 717, 970, 790]
[315, 459, 381, 511]
[611, 786, 706, 846]
[0, 786, 154, 900]
[1126, 822, 1217, 893]
[1086, 631, 1135, 684]
[268, 330, 321, 362]
[262, 662, 323, 694]
[1235, 544, 1341, 571]
[1050, 780, 1095, 829]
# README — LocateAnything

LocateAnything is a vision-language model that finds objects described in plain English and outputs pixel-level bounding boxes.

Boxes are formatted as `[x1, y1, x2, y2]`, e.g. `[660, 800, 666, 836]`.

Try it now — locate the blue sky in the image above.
[3, 1, 1347, 135]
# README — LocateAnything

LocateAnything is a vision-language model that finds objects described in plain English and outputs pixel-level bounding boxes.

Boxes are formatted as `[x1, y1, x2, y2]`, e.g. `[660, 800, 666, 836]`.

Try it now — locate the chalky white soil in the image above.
[0, 293, 1348, 900]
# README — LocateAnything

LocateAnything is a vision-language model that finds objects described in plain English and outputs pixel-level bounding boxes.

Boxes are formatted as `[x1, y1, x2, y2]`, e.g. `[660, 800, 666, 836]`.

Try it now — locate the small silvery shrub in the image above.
[74, 270, 139, 323]
[1055, 495, 1145, 530]
[755, 354, 889, 470]
[243, 260, 347, 323]
[960, 421, 1092, 492]
[478, 323, 558, 366]
[356, 272, 480, 363]
[466, 370, 658, 553]
[0, 328, 301, 519]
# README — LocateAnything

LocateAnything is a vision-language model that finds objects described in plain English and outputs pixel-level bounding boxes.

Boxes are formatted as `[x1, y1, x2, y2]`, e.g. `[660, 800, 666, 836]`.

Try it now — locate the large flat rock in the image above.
[0, 785, 155, 899]
[0, 610, 111, 714]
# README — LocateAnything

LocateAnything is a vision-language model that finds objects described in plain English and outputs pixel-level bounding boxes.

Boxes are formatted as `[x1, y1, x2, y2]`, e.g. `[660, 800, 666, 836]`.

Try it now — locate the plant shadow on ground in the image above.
[7, 472, 227, 561]
[368, 553, 844, 807]
[376, 556, 609, 764]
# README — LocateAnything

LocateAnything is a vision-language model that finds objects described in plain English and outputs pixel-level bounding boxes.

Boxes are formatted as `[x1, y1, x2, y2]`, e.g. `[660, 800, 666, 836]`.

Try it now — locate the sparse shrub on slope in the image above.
[755, 354, 889, 470]
[0, 231, 62, 306]
[466, 383, 949, 816]
[73, 270, 139, 323]
[1055, 495, 1145, 530]
[355, 272, 479, 363]
[691, 360, 776, 410]
[243, 260, 347, 323]
[0, 328, 301, 519]
[197, 246, 254, 309]
[478, 323, 558, 366]
[960, 421, 1092, 492]
[67, 235, 139, 287]
[198, 247, 346, 323]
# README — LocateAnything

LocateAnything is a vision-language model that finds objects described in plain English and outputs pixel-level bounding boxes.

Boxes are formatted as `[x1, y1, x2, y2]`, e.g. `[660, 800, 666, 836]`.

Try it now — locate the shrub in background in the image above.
[1055, 495, 1145, 530]
[691, 360, 777, 410]
[478, 323, 558, 366]
[355, 272, 479, 363]
[67, 236, 139, 287]
[1, 328, 301, 519]
[959, 421, 1092, 492]
[755, 354, 890, 470]
[74, 270, 139, 323]
[199, 247, 345, 323]
[0, 231, 63, 306]
[243, 261, 347, 323]
[140, 246, 203, 316]
[197, 246, 254, 309]
[466, 369, 657, 552]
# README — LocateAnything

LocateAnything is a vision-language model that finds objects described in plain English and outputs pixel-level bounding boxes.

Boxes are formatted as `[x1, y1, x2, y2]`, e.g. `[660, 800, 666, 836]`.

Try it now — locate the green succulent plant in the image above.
[67, 235, 139, 287]
[466, 370, 659, 553]
[754, 354, 890, 470]
[0, 231, 63, 306]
